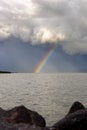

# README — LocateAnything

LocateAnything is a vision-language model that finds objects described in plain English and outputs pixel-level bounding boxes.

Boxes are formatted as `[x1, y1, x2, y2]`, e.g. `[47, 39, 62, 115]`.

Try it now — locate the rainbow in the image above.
[34, 45, 57, 73]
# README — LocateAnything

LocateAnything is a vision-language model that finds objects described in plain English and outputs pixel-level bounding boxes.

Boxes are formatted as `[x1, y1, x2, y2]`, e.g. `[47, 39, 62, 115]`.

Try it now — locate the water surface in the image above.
[0, 73, 87, 125]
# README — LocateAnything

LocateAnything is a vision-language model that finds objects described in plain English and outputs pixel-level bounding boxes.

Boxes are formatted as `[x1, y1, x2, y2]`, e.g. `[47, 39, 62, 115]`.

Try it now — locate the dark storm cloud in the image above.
[0, 0, 87, 54]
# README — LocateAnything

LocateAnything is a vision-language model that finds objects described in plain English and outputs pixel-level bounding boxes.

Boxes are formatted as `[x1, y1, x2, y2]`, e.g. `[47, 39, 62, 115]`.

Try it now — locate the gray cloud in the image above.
[0, 0, 87, 54]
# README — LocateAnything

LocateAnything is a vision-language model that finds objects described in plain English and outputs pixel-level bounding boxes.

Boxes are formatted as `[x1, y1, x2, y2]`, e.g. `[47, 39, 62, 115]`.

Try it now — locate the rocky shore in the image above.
[0, 101, 87, 130]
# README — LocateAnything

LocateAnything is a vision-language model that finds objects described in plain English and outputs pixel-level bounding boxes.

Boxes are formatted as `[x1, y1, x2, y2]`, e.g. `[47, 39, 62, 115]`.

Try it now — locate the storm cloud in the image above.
[0, 0, 87, 54]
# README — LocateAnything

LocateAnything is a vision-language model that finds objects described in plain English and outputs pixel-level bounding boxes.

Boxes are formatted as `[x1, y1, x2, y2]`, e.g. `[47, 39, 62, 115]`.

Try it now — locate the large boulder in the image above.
[67, 101, 85, 116]
[5, 105, 46, 127]
[52, 101, 87, 130]
[0, 101, 87, 130]
[0, 105, 46, 129]
[0, 123, 49, 130]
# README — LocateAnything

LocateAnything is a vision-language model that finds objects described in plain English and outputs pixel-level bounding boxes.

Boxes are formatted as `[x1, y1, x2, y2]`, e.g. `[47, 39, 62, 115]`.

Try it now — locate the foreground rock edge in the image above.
[0, 101, 87, 130]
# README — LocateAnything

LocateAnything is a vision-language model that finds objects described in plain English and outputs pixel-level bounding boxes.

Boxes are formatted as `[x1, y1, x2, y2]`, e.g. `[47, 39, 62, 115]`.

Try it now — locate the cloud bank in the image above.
[0, 0, 87, 54]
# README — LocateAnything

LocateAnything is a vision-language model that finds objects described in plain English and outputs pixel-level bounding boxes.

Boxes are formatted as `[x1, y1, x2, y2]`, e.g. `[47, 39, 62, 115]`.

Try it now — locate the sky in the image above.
[0, 0, 87, 72]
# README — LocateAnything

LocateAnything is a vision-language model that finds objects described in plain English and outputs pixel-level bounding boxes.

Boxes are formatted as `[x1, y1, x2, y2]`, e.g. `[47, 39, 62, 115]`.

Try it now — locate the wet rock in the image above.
[67, 101, 85, 116]
[0, 102, 87, 130]
[5, 105, 46, 127]
[52, 101, 87, 130]
[0, 105, 46, 130]
[0, 122, 49, 130]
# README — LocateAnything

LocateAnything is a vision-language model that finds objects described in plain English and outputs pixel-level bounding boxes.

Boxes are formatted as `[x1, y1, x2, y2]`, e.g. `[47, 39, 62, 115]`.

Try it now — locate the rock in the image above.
[67, 101, 85, 116]
[0, 102, 87, 130]
[0, 105, 47, 130]
[5, 105, 46, 127]
[52, 101, 87, 130]
[0, 122, 49, 130]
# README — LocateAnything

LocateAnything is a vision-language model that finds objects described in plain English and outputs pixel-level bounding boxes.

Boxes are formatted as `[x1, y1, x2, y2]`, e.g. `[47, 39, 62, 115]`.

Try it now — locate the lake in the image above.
[0, 73, 87, 126]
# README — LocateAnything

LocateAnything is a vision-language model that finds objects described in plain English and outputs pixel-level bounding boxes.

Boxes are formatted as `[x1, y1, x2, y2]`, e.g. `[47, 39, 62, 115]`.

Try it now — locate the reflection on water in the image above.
[0, 73, 87, 125]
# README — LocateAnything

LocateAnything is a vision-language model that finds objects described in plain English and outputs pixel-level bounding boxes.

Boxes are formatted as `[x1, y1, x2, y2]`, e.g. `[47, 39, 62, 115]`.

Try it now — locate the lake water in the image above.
[0, 73, 87, 126]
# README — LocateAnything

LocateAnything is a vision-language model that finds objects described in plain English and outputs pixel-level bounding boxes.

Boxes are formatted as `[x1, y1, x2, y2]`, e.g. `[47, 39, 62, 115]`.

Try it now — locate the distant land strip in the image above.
[0, 71, 11, 73]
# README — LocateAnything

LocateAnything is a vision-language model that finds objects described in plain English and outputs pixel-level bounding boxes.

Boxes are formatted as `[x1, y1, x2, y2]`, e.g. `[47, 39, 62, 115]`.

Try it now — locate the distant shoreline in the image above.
[0, 71, 11, 73]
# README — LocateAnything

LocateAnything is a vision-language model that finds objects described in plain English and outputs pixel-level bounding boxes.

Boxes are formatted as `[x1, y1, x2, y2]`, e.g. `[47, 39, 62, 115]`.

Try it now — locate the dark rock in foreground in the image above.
[0, 105, 46, 130]
[6, 105, 46, 127]
[67, 101, 85, 116]
[52, 101, 87, 130]
[0, 123, 49, 130]
[0, 101, 87, 130]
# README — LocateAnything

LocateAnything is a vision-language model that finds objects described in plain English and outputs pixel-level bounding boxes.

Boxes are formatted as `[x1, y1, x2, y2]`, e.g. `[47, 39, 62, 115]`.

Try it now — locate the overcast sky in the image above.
[0, 0, 87, 72]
